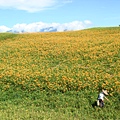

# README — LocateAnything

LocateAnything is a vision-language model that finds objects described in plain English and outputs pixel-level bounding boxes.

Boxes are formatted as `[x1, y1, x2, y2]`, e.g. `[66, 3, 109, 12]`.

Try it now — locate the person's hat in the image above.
[102, 89, 108, 95]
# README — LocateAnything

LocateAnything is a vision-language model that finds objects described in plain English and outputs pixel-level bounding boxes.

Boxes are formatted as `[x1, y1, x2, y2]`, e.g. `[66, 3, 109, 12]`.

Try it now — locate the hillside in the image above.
[0, 27, 120, 93]
[0, 27, 120, 120]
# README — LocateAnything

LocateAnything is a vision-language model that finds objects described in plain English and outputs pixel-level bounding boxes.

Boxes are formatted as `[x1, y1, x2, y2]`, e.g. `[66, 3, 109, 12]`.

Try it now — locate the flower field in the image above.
[0, 27, 120, 95]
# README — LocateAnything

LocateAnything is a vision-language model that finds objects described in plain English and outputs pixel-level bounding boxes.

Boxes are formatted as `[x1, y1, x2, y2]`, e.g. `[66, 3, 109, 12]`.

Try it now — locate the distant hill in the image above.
[7, 27, 58, 33]
[6, 26, 120, 33]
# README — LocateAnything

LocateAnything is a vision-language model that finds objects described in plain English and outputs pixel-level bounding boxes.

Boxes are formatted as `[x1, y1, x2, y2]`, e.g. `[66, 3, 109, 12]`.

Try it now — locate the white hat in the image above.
[102, 89, 108, 95]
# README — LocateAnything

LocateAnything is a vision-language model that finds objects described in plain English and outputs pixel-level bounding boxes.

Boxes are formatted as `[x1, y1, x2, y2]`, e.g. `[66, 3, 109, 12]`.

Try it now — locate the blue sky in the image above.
[0, 0, 120, 32]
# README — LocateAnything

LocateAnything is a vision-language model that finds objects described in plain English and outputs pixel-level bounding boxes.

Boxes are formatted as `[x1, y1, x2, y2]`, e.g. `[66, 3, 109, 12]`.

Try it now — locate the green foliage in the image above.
[0, 90, 120, 120]
[0, 33, 18, 41]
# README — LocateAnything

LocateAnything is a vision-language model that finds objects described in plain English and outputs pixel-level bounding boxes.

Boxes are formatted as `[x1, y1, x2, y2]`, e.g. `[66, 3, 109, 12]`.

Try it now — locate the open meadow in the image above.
[0, 27, 120, 120]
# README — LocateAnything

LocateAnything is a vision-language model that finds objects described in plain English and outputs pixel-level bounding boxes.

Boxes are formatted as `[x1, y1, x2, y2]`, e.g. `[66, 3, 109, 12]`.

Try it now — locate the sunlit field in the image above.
[0, 27, 120, 120]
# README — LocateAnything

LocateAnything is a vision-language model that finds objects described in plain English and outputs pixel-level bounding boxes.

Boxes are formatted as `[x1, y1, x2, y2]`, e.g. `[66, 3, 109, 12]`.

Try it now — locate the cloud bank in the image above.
[0, 26, 10, 32]
[0, 20, 92, 33]
[0, 0, 72, 12]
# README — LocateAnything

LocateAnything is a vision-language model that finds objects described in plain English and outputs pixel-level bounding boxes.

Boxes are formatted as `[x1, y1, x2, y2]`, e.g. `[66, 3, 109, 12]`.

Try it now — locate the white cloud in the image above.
[0, 26, 10, 32]
[0, 20, 92, 33]
[0, 0, 72, 12]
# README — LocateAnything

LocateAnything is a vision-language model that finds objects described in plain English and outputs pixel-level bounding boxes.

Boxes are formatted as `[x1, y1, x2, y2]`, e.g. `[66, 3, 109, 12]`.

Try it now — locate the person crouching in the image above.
[97, 89, 109, 107]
